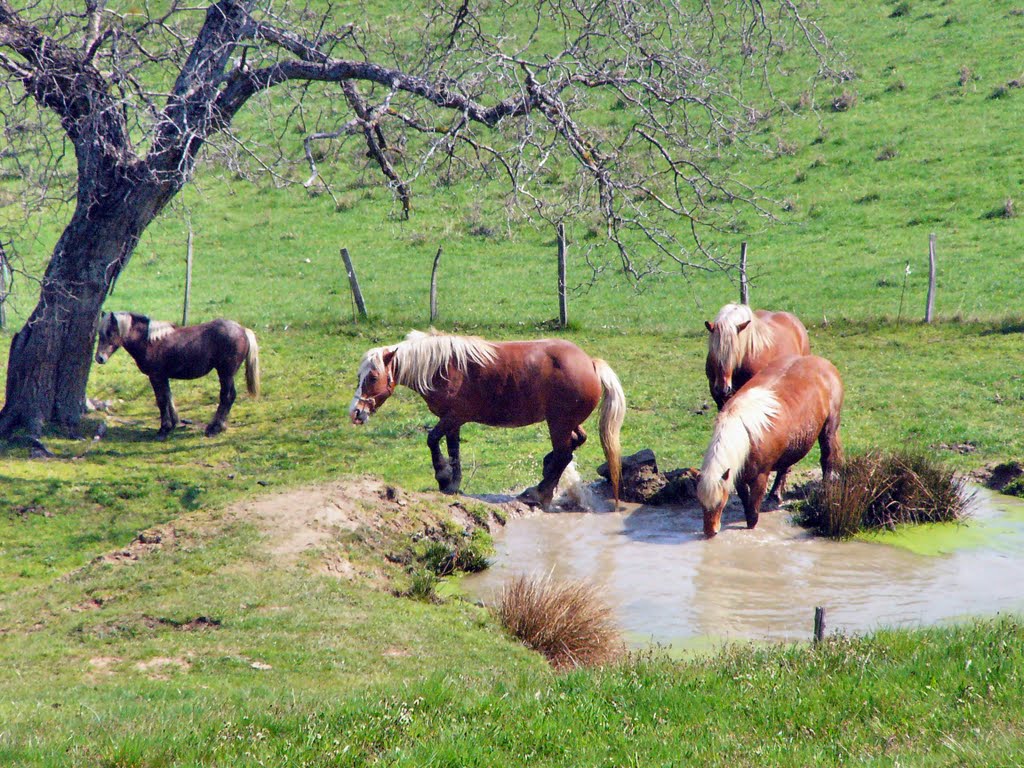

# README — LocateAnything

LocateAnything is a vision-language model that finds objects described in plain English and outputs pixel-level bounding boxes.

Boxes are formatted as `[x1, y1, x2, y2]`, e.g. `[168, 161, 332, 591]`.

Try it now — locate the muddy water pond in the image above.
[463, 487, 1024, 648]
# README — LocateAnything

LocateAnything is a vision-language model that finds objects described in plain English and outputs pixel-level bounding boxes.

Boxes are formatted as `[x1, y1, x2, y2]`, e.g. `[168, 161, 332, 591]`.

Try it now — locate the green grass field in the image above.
[3, 1, 1024, 764]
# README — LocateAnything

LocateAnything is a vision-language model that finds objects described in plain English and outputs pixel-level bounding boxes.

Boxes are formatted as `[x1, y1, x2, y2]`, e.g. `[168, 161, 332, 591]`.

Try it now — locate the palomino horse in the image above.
[697, 355, 843, 538]
[704, 304, 810, 407]
[704, 303, 811, 501]
[350, 330, 626, 508]
[95, 312, 260, 439]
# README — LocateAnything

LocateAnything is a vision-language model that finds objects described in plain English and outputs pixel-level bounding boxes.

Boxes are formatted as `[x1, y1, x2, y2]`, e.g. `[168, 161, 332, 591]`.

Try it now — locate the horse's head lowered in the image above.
[95, 312, 133, 364]
[697, 467, 731, 538]
[704, 313, 751, 404]
[349, 347, 397, 425]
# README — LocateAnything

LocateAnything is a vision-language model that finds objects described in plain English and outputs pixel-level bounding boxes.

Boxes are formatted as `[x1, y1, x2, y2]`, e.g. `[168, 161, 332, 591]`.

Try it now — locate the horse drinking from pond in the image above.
[697, 354, 843, 538]
[95, 312, 260, 439]
[350, 330, 626, 508]
[704, 304, 810, 408]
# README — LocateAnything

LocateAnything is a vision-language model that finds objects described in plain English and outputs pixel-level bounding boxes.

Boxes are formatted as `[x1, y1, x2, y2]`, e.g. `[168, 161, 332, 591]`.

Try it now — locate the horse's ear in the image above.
[735, 320, 751, 334]
[721, 468, 730, 482]
[381, 348, 396, 367]
[704, 321, 715, 333]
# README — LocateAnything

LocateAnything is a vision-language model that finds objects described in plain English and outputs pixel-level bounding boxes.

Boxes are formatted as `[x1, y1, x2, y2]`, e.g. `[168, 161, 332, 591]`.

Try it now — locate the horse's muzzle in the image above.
[350, 407, 370, 425]
[95, 352, 108, 364]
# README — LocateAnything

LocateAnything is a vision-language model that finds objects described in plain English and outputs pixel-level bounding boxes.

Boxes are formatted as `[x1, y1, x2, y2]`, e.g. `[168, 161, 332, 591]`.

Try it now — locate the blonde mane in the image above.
[697, 386, 780, 509]
[707, 303, 775, 369]
[147, 320, 176, 343]
[358, 329, 498, 393]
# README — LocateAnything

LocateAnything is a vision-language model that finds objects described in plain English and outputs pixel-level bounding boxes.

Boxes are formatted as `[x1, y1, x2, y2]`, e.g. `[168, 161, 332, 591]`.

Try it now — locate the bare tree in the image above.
[0, 0, 835, 438]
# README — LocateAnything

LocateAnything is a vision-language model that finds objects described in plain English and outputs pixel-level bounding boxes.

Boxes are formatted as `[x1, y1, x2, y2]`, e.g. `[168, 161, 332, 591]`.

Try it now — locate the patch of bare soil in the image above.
[135, 656, 191, 679]
[227, 475, 537, 579]
[94, 526, 177, 566]
[973, 461, 1024, 492]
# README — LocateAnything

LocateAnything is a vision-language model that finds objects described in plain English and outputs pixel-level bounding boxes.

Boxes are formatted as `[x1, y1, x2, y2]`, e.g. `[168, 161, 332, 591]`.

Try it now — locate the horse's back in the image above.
[449, 338, 602, 427]
[158, 319, 248, 378]
[755, 309, 811, 355]
[742, 354, 842, 470]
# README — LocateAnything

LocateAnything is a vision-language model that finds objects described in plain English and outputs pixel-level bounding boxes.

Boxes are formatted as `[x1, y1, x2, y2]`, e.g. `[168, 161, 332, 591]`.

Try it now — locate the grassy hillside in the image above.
[3, 1, 1024, 764]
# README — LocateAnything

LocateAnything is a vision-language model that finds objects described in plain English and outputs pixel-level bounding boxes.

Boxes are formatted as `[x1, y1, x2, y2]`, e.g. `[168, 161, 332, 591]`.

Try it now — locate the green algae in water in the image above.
[859, 488, 1024, 556]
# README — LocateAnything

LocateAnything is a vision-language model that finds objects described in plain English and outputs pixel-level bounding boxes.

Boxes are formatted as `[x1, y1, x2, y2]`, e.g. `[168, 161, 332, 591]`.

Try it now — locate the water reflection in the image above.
[463, 487, 1024, 646]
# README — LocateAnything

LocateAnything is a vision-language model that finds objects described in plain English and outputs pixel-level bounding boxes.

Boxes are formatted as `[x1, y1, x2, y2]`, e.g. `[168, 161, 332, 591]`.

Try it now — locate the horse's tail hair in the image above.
[594, 358, 626, 509]
[244, 328, 261, 398]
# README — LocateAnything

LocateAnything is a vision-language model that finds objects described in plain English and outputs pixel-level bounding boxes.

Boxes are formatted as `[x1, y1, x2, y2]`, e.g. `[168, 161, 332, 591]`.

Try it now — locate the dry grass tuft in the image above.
[832, 90, 857, 112]
[496, 574, 622, 670]
[796, 451, 972, 538]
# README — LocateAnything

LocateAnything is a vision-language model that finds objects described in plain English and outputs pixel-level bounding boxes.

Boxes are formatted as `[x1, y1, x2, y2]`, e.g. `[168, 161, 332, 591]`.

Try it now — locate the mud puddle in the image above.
[463, 486, 1024, 646]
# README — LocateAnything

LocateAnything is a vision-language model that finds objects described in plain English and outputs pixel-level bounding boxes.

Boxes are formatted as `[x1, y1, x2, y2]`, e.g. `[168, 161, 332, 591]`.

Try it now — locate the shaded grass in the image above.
[796, 450, 971, 537]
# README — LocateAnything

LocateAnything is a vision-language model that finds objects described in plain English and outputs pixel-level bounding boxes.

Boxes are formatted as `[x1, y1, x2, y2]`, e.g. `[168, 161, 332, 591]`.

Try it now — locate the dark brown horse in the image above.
[350, 330, 626, 508]
[704, 303, 811, 501]
[95, 312, 260, 439]
[697, 355, 843, 538]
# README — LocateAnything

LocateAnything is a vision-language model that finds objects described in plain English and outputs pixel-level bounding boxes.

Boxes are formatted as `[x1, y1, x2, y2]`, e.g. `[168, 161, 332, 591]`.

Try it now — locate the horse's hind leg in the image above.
[206, 369, 237, 437]
[818, 413, 843, 480]
[150, 376, 179, 440]
[767, 468, 791, 504]
[520, 423, 575, 508]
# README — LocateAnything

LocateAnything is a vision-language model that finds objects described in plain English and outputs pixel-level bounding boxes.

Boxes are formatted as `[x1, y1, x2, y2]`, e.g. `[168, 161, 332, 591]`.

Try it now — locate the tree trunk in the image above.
[0, 177, 171, 437]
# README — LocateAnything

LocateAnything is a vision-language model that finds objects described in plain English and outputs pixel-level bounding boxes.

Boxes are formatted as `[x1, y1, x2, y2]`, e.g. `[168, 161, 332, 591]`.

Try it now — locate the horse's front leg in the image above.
[427, 417, 461, 494]
[444, 425, 463, 494]
[743, 472, 771, 529]
[150, 376, 179, 440]
[206, 370, 237, 437]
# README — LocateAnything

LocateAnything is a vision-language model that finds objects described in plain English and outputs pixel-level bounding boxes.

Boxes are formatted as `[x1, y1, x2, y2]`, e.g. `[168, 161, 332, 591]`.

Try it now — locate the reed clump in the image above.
[797, 451, 971, 538]
[496, 574, 622, 670]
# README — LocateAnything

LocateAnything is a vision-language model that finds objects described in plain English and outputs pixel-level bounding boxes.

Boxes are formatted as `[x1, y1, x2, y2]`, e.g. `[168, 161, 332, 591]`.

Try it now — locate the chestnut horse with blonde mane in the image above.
[95, 312, 260, 439]
[704, 304, 810, 408]
[697, 355, 843, 538]
[705, 303, 810, 501]
[350, 330, 626, 508]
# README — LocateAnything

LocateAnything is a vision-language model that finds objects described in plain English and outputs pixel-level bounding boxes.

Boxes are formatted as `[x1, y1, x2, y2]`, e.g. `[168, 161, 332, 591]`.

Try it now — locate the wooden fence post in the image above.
[341, 247, 368, 321]
[557, 222, 568, 329]
[429, 246, 442, 324]
[813, 606, 827, 643]
[182, 222, 193, 326]
[739, 241, 749, 305]
[925, 233, 936, 323]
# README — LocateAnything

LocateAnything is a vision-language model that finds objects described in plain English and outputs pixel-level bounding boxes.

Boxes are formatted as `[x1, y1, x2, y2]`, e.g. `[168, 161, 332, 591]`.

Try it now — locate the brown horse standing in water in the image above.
[350, 330, 626, 508]
[704, 303, 811, 501]
[697, 355, 843, 538]
[95, 312, 260, 439]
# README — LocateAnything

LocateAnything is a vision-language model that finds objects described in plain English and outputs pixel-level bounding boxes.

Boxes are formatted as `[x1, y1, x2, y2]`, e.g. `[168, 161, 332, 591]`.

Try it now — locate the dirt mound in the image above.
[228, 476, 536, 580]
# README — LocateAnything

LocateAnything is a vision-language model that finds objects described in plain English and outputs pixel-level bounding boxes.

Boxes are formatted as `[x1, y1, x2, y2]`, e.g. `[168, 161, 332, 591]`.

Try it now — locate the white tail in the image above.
[244, 328, 261, 398]
[594, 358, 626, 508]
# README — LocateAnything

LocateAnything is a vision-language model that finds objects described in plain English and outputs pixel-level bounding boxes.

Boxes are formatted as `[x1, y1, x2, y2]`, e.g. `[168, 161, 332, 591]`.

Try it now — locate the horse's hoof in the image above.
[517, 488, 547, 508]
[439, 483, 461, 495]
[204, 423, 225, 437]
[156, 431, 170, 442]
